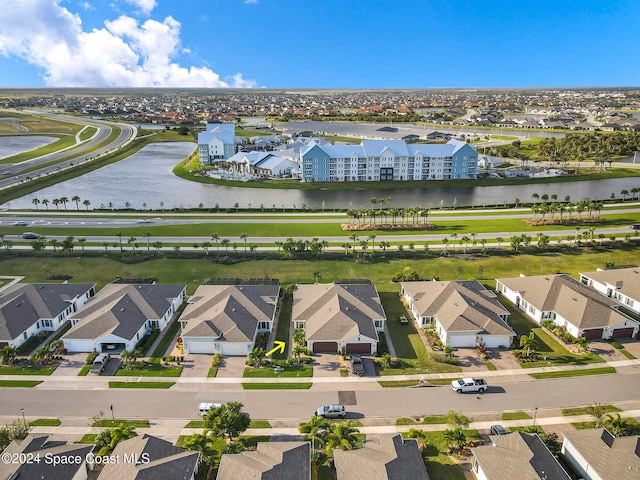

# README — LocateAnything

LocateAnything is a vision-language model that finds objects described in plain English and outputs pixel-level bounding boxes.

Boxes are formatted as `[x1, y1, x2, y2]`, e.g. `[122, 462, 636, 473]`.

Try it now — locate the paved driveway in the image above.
[488, 348, 522, 371]
[312, 353, 341, 377]
[617, 338, 640, 358]
[456, 348, 488, 373]
[180, 354, 212, 377]
[51, 352, 86, 376]
[216, 356, 247, 378]
[588, 341, 628, 362]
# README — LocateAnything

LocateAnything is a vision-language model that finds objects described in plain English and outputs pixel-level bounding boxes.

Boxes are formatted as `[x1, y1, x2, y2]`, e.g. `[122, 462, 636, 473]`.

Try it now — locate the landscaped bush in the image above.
[211, 353, 221, 367]
[86, 351, 98, 365]
[541, 320, 555, 330]
[135, 328, 159, 355]
[432, 353, 459, 365]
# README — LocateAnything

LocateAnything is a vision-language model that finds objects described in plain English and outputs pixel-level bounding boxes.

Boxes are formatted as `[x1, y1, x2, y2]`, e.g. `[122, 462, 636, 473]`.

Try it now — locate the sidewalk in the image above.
[22, 408, 640, 440]
[3, 358, 639, 386]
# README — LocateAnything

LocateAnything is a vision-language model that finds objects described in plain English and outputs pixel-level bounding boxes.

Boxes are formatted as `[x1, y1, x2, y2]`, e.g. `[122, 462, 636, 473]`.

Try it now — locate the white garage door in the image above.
[447, 334, 478, 348]
[220, 342, 250, 356]
[185, 340, 215, 354]
[482, 336, 513, 349]
[63, 339, 96, 353]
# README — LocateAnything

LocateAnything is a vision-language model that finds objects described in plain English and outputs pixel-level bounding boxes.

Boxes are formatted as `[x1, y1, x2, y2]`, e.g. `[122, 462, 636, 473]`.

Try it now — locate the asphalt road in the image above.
[3, 373, 640, 422]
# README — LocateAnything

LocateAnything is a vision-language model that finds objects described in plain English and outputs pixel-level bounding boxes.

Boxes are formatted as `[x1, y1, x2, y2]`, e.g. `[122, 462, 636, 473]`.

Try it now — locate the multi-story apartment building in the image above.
[300, 138, 477, 182]
[198, 123, 236, 166]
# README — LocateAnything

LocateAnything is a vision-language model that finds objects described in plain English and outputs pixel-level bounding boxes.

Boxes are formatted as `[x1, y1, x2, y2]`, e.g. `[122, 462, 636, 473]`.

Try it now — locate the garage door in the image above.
[185, 341, 215, 354]
[611, 328, 635, 338]
[313, 342, 338, 353]
[346, 343, 371, 354]
[582, 328, 604, 339]
[220, 342, 249, 356]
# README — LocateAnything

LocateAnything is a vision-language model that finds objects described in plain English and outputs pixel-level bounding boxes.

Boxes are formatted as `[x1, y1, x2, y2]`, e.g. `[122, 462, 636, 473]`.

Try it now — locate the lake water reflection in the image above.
[4, 143, 639, 210]
[0, 136, 58, 160]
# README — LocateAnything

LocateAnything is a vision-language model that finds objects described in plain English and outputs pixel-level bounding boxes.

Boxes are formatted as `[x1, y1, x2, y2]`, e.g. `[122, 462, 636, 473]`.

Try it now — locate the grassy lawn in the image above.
[241, 382, 312, 389]
[271, 291, 292, 360]
[115, 362, 183, 377]
[0, 364, 58, 375]
[243, 365, 313, 378]
[608, 341, 636, 359]
[422, 415, 450, 424]
[379, 380, 419, 388]
[29, 418, 61, 426]
[79, 434, 97, 444]
[249, 420, 272, 428]
[379, 292, 461, 375]
[207, 367, 218, 377]
[562, 405, 621, 416]
[150, 319, 181, 359]
[78, 365, 91, 376]
[0, 380, 42, 387]
[91, 419, 151, 428]
[108, 381, 175, 388]
[502, 411, 532, 421]
[184, 420, 205, 428]
[500, 297, 605, 367]
[528, 367, 616, 379]
[424, 378, 459, 386]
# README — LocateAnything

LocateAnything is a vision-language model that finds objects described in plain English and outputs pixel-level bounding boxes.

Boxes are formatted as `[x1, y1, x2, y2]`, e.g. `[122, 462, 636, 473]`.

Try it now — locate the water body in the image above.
[0, 136, 58, 160]
[4, 143, 639, 210]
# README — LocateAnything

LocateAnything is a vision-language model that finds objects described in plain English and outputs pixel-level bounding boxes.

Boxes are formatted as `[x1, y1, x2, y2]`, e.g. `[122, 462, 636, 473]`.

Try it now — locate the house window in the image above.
[258, 321, 269, 330]
[295, 321, 306, 329]
[23, 332, 28, 340]
[374, 320, 383, 329]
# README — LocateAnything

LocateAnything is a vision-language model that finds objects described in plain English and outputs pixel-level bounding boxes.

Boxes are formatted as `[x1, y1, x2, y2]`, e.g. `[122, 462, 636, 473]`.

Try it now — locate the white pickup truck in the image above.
[451, 377, 488, 393]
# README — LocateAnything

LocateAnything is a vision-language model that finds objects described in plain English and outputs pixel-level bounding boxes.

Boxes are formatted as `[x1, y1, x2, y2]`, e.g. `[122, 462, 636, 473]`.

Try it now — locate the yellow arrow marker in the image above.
[265, 341, 286, 357]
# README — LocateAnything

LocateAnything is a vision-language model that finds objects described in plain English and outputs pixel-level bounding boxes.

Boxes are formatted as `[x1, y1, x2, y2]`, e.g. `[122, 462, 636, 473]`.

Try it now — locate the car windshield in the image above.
[456, 380, 465, 386]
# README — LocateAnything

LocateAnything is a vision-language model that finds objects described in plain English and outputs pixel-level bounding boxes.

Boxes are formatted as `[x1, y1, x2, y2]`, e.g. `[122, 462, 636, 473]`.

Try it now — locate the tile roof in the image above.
[580, 267, 640, 302]
[0, 283, 95, 340]
[562, 428, 640, 480]
[180, 284, 279, 342]
[472, 432, 570, 480]
[402, 281, 514, 336]
[334, 434, 429, 480]
[293, 283, 385, 342]
[496, 274, 635, 329]
[217, 441, 310, 480]
[99, 434, 200, 480]
[0, 434, 94, 480]
[62, 284, 185, 342]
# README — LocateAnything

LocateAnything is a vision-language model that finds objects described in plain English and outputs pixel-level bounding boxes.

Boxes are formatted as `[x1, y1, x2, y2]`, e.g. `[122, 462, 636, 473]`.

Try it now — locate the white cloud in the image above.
[122, 0, 157, 15]
[0, 0, 256, 88]
[244, 0, 259, 4]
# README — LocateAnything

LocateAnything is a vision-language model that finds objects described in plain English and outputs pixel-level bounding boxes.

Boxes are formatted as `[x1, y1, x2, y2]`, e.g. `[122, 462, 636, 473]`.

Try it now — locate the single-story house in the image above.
[472, 432, 570, 480]
[225, 151, 299, 177]
[334, 433, 429, 480]
[579, 267, 640, 315]
[98, 434, 200, 480]
[561, 428, 640, 480]
[496, 274, 639, 339]
[401, 281, 515, 348]
[292, 282, 386, 354]
[0, 434, 94, 480]
[179, 283, 280, 356]
[62, 283, 186, 353]
[217, 441, 310, 480]
[0, 283, 95, 349]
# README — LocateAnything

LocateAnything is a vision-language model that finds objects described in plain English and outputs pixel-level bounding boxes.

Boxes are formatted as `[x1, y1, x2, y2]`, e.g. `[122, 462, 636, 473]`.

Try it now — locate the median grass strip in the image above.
[562, 405, 621, 416]
[249, 420, 272, 428]
[108, 381, 175, 389]
[379, 380, 419, 388]
[115, 363, 183, 377]
[608, 340, 636, 359]
[242, 382, 312, 390]
[243, 365, 313, 378]
[92, 419, 151, 428]
[0, 365, 57, 375]
[529, 367, 616, 379]
[502, 411, 532, 421]
[0, 380, 42, 387]
[78, 365, 91, 376]
[29, 418, 61, 427]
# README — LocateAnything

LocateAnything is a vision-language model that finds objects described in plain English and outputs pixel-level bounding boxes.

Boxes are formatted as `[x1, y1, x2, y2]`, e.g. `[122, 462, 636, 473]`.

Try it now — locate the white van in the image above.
[90, 353, 110, 374]
[197, 402, 222, 416]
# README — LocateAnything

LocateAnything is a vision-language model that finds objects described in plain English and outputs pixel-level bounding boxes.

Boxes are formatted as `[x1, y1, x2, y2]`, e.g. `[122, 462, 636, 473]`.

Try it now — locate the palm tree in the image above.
[326, 421, 359, 453]
[41, 199, 49, 210]
[72, 195, 81, 210]
[115, 232, 123, 252]
[82, 199, 91, 210]
[240, 233, 248, 253]
[109, 423, 137, 448]
[312, 270, 321, 284]
[211, 233, 220, 251]
[1, 346, 17, 365]
[247, 348, 265, 367]
[369, 197, 376, 211]
[585, 402, 607, 428]
[59, 196, 68, 210]
[52, 198, 60, 210]
[184, 432, 214, 475]
[441, 237, 449, 255]
[603, 413, 628, 437]
[460, 235, 470, 254]
[78, 237, 86, 251]
[221, 239, 230, 252]
[496, 236, 503, 249]
[380, 241, 390, 255]
[443, 428, 467, 453]
[202, 241, 211, 255]
[341, 243, 351, 256]
[127, 236, 137, 251]
[531, 193, 539, 205]
[143, 232, 151, 252]
[349, 233, 358, 254]
[368, 234, 376, 253]
[32, 198, 40, 210]
[299, 415, 330, 452]
[519, 332, 538, 358]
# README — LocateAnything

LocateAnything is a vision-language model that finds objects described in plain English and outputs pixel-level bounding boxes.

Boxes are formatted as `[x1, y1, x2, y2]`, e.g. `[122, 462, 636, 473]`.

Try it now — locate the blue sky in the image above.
[0, 0, 638, 88]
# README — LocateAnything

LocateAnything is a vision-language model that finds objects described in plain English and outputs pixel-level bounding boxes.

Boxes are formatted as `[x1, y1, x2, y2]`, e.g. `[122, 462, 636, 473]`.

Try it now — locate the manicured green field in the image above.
[241, 382, 312, 389]
[502, 411, 532, 420]
[108, 381, 175, 388]
[0, 365, 57, 375]
[528, 367, 616, 379]
[243, 365, 313, 378]
[0, 380, 42, 387]
[29, 418, 62, 426]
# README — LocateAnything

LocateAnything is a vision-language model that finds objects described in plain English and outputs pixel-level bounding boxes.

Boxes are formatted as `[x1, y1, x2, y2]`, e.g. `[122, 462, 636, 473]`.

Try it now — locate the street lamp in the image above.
[533, 407, 538, 427]
[20, 408, 26, 427]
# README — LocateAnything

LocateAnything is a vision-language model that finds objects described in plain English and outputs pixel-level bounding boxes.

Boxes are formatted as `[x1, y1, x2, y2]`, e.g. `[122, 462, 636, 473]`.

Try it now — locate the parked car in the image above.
[21, 232, 40, 239]
[451, 377, 488, 393]
[315, 404, 346, 418]
[198, 402, 223, 416]
[349, 354, 364, 376]
[490, 424, 509, 435]
[13, 221, 29, 226]
[89, 353, 110, 374]
[631, 223, 640, 230]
